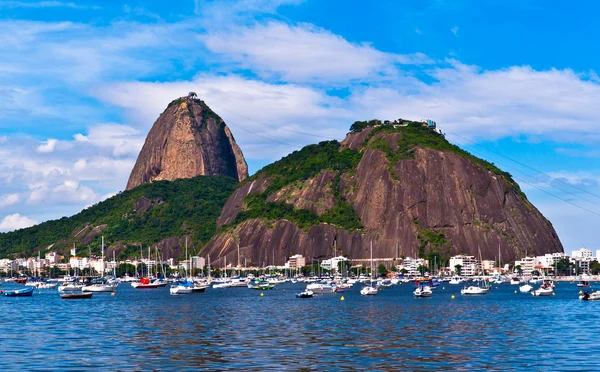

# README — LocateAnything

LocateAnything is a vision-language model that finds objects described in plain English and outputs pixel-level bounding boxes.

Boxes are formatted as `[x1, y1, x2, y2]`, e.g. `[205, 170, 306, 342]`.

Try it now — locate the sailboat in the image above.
[461, 246, 489, 295]
[170, 238, 194, 295]
[360, 241, 378, 296]
[83, 237, 117, 293]
[132, 246, 167, 289]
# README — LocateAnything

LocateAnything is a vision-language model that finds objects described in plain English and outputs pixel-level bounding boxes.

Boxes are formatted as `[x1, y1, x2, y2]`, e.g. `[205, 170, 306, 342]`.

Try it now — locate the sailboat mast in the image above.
[101, 236, 105, 278]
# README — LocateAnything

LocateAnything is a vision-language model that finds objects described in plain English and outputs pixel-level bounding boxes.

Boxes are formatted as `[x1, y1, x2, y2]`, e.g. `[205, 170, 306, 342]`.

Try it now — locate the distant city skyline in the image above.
[1, 1, 600, 254]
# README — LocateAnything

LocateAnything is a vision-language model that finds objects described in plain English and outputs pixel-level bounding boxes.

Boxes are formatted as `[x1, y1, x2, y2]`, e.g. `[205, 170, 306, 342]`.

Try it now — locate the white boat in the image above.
[306, 283, 335, 294]
[170, 283, 193, 295]
[229, 277, 249, 287]
[461, 286, 489, 295]
[360, 241, 378, 296]
[580, 291, 600, 300]
[532, 287, 553, 296]
[58, 282, 83, 292]
[83, 281, 117, 292]
[413, 285, 432, 297]
[519, 284, 533, 293]
[529, 276, 542, 284]
[213, 281, 232, 289]
[360, 286, 378, 295]
[83, 238, 117, 293]
[510, 277, 522, 285]
[448, 276, 464, 285]
[532, 279, 554, 296]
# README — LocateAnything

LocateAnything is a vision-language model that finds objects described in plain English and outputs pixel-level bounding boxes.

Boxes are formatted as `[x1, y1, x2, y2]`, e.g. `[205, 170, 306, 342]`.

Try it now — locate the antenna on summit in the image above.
[188, 91, 197, 99]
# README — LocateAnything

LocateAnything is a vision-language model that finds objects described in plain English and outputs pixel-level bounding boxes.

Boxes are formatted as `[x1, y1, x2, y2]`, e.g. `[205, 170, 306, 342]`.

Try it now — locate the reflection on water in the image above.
[0, 282, 597, 370]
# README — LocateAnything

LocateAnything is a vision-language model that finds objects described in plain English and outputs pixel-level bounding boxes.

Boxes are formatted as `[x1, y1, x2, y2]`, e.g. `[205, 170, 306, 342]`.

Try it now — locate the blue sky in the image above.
[1, 0, 600, 255]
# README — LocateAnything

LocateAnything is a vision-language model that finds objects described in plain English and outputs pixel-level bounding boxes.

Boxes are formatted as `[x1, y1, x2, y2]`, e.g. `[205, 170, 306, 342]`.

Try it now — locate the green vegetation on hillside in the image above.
[365, 122, 526, 199]
[0, 176, 237, 258]
[230, 140, 364, 230]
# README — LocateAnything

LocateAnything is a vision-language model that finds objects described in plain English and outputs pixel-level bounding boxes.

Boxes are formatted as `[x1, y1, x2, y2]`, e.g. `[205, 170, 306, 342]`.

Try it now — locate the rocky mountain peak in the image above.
[126, 93, 248, 190]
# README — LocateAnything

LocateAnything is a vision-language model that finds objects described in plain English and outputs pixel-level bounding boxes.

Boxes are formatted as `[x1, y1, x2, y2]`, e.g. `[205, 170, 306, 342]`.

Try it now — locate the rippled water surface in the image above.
[1, 281, 599, 370]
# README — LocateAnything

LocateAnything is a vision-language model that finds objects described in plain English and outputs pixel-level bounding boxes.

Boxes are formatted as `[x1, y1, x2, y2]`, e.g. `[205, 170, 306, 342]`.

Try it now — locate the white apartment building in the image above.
[69, 256, 90, 271]
[449, 255, 479, 276]
[514, 256, 535, 276]
[45, 251, 60, 266]
[402, 257, 427, 276]
[286, 254, 306, 270]
[0, 259, 17, 273]
[321, 256, 348, 272]
[572, 248, 593, 259]
[482, 260, 496, 272]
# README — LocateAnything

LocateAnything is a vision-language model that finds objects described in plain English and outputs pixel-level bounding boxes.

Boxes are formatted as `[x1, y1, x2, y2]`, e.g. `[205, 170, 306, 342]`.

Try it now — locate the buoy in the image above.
[260, 292, 264, 297]
[451, 295, 455, 299]
[552, 292, 555, 296]
[579, 290, 583, 295]
[340, 296, 345, 301]
[514, 290, 517, 294]
[111, 292, 116, 296]
[442, 287, 445, 290]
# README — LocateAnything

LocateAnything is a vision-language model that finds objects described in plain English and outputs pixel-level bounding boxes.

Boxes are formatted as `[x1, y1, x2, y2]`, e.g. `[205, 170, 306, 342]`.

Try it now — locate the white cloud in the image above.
[348, 62, 600, 144]
[451, 26, 459, 36]
[0, 193, 20, 208]
[36, 138, 58, 153]
[201, 21, 432, 83]
[0, 213, 37, 232]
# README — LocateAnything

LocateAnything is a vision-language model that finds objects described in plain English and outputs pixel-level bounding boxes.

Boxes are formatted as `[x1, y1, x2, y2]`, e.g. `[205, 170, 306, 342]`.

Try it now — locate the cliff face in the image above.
[126, 96, 248, 190]
[202, 124, 563, 267]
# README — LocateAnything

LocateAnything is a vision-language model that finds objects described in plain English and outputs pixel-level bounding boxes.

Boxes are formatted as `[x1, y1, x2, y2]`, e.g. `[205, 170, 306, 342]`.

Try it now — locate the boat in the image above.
[170, 280, 194, 295]
[532, 279, 555, 296]
[58, 281, 83, 292]
[360, 241, 378, 296]
[60, 292, 93, 299]
[377, 279, 393, 288]
[248, 279, 275, 290]
[577, 280, 590, 288]
[519, 284, 533, 293]
[579, 290, 600, 301]
[296, 290, 314, 298]
[448, 276, 464, 285]
[4, 286, 34, 297]
[306, 283, 336, 294]
[213, 281, 232, 289]
[529, 276, 542, 284]
[413, 279, 433, 297]
[461, 285, 489, 295]
[131, 277, 167, 289]
[191, 282, 210, 292]
[510, 277, 522, 285]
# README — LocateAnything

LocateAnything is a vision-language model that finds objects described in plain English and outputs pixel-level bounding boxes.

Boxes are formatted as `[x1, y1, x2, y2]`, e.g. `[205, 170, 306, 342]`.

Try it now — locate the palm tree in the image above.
[454, 264, 462, 276]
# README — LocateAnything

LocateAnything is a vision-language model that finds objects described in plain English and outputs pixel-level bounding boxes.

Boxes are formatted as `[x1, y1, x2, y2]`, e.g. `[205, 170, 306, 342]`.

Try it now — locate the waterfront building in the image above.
[0, 258, 17, 273]
[514, 256, 535, 276]
[572, 248, 593, 259]
[45, 251, 60, 267]
[321, 256, 348, 272]
[449, 255, 479, 276]
[482, 260, 496, 272]
[402, 257, 427, 276]
[286, 254, 306, 269]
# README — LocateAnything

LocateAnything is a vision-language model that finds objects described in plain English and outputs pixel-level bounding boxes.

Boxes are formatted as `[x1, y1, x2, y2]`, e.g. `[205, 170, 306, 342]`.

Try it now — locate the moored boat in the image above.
[579, 290, 600, 301]
[60, 292, 93, 299]
[4, 286, 34, 297]
[296, 290, 314, 298]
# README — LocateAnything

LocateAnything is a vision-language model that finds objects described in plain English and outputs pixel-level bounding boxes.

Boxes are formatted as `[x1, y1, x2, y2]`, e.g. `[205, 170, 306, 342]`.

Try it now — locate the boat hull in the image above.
[60, 292, 93, 299]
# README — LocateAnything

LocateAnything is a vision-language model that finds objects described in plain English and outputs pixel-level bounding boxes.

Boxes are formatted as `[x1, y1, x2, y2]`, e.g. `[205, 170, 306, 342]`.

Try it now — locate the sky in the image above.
[1, 0, 600, 254]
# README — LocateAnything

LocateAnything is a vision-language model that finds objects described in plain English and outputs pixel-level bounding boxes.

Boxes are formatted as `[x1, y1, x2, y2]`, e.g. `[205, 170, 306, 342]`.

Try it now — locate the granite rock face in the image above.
[203, 127, 563, 266]
[126, 96, 248, 190]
